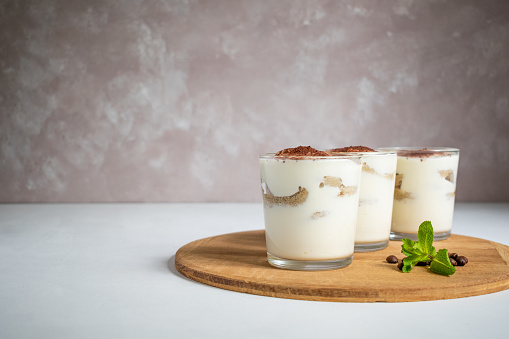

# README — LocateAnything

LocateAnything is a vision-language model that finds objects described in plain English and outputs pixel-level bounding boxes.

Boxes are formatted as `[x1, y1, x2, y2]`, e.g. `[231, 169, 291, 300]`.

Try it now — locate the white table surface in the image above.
[1, 202, 508, 339]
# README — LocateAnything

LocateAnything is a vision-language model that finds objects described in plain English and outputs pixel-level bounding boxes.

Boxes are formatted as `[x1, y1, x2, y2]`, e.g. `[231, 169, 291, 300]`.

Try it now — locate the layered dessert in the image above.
[329, 146, 397, 252]
[378, 147, 460, 241]
[260, 146, 362, 270]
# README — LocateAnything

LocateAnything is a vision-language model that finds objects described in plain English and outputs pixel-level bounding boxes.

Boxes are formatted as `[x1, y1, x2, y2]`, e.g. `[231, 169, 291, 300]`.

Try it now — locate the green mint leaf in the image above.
[401, 238, 420, 256]
[417, 221, 436, 255]
[402, 254, 430, 273]
[402, 264, 413, 273]
[430, 249, 456, 276]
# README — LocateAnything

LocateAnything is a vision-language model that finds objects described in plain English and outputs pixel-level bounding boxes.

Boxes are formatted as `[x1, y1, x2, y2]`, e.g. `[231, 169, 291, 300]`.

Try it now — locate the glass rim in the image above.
[259, 152, 362, 160]
[376, 147, 459, 154]
[327, 149, 397, 156]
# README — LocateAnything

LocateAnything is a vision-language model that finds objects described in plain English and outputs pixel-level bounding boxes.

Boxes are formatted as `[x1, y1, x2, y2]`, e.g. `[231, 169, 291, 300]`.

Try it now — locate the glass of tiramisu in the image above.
[378, 147, 460, 241]
[259, 146, 362, 270]
[328, 146, 397, 252]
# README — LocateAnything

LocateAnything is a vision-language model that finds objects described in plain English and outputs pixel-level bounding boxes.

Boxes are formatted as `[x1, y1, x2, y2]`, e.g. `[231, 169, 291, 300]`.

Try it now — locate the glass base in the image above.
[267, 252, 353, 271]
[354, 240, 389, 252]
[390, 230, 451, 241]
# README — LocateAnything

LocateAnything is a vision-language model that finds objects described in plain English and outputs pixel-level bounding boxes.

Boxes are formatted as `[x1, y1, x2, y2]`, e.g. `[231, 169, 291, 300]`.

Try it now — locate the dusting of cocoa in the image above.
[398, 148, 451, 158]
[275, 146, 330, 157]
[329, 145, 376, 153]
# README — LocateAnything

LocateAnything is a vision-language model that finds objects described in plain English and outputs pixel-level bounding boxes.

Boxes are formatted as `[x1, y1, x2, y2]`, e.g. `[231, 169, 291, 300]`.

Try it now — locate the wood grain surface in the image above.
[175, 230, 509, 302]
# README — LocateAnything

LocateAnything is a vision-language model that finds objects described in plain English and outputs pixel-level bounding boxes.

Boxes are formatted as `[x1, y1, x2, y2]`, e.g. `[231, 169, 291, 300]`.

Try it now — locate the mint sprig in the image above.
[401, 221, 456, 276]
[430, 249, 456, 276]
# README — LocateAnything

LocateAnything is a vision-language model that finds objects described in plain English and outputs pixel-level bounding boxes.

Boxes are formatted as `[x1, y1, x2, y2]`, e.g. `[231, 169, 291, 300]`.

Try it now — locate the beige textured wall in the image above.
[1, 0, 508, 202]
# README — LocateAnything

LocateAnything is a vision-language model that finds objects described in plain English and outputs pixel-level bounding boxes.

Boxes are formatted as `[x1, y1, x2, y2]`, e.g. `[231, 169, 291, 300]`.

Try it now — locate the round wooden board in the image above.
[175, 230, 509, 302]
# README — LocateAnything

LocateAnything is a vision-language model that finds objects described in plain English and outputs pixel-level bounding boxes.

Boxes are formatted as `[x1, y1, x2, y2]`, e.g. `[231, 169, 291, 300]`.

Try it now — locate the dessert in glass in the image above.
[328, 146, 397, 252]
[378, 147, 460, 241]
[259, 146, 362, 270]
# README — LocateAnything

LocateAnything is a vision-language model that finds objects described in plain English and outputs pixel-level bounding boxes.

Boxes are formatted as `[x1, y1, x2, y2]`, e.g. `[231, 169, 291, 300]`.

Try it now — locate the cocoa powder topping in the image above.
[329, 145, 376, 153]
[275, 146, 330, 157]
[398, 148, 449, 158]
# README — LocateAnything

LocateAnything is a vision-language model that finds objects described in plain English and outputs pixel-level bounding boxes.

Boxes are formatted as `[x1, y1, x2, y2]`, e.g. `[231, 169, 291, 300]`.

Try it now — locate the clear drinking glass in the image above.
[259, 153, 362, 270]
[378, 147, 460, 241]
[329, 150, 398, 252]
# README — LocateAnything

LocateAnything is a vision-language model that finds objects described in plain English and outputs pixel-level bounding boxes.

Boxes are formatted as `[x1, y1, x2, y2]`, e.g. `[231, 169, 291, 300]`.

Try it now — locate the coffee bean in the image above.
[397, 262, 404, 271]
[449, 252, 458, 259]
[450, 258, 457, 266]
[456, 256, 468, 266]
[416, 261, 427, 266]
[386, 255, 398, 264]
